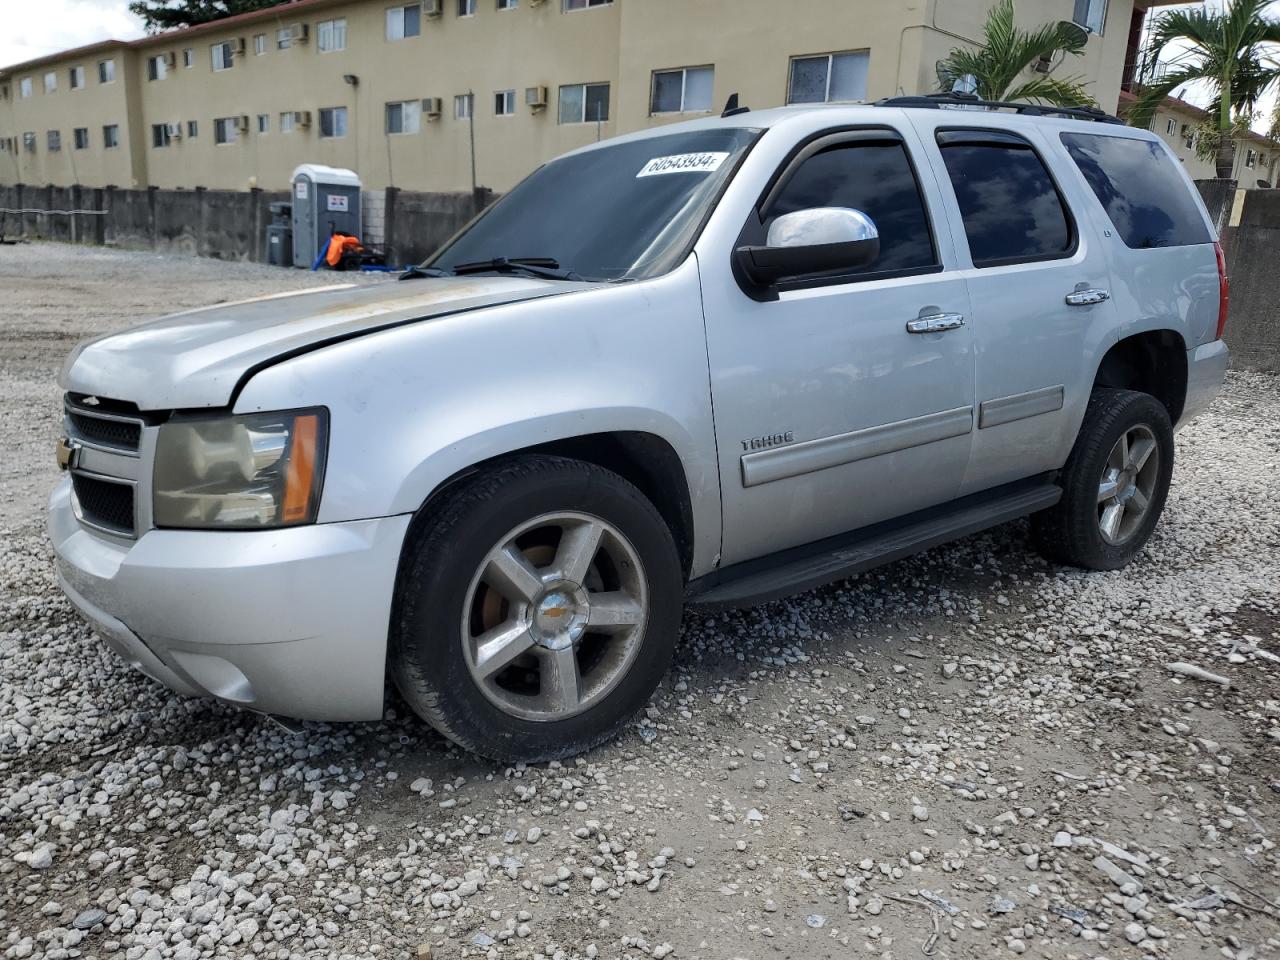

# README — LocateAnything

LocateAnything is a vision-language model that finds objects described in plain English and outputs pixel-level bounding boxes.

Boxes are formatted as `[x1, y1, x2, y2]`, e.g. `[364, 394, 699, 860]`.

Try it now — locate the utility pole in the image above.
[468, 90, 477, 194]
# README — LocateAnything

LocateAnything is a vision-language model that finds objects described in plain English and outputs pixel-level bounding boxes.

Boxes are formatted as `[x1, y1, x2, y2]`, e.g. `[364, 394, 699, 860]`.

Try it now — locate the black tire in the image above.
[390, 455, 683, 762]
[1031, 388, 1174, 571]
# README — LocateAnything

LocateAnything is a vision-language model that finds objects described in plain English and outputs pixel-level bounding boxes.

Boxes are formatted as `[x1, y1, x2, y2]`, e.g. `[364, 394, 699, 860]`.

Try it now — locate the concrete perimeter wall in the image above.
[0, 183, 491, 268]
[1220, 189, 1280, 374]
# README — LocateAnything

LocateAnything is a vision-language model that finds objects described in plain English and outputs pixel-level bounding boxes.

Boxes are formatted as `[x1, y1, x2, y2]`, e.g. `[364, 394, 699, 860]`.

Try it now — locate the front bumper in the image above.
[49, 477, 411, 722]
[1178, 339, 1229, 429]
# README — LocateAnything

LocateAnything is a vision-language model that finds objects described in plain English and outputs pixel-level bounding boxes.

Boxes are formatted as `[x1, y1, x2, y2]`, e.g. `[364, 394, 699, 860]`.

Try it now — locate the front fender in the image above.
[234, 257, 723, 577]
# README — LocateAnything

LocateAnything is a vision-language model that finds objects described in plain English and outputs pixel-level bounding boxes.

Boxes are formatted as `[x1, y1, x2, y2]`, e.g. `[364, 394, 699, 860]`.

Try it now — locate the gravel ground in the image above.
[1, 241, 1278, 960]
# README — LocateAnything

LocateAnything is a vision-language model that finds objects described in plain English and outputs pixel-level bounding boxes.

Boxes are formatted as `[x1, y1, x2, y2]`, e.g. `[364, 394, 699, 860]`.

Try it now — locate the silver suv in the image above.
[51, 96, 1230, 761]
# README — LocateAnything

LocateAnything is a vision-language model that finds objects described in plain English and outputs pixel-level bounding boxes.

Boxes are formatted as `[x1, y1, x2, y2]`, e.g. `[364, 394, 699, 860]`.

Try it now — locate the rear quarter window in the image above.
[1060, 132, 1212, 249]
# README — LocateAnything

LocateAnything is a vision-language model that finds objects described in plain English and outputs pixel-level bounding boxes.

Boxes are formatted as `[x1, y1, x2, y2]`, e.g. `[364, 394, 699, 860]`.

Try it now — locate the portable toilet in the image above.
[290, 164, 361, 268]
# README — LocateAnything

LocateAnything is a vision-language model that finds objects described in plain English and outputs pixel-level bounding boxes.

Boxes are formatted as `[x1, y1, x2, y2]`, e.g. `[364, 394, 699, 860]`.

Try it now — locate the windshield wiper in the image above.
[399, 265, 453, 281]
[451, 257, 583, 281]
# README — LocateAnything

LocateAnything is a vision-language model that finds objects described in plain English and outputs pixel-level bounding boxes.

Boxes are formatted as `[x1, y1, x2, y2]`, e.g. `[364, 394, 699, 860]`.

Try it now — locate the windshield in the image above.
[428, 127, 761, 282]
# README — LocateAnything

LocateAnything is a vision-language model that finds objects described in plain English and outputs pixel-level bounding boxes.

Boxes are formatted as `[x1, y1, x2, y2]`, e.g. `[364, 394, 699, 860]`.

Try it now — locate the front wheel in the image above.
[1031, 388, 1175, 571]
[390, 456, 683, 762]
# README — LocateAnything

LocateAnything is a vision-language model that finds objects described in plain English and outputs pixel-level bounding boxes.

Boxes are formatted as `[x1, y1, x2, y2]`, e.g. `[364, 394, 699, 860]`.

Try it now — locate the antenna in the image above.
[722, 93, 750, 118]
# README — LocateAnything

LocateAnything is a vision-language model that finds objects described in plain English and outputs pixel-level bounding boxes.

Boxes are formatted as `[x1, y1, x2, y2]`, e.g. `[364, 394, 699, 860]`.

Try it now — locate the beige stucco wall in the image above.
[0, 0, 1158, 195]
[0, 46, 145, 189]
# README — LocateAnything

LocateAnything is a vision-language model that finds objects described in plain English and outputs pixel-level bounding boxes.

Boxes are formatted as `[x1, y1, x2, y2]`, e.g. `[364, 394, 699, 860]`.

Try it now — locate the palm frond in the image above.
[1004, 75, 1096, 107]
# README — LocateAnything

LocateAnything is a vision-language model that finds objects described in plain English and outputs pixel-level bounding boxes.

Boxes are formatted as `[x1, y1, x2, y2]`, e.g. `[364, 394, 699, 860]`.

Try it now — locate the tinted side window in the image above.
[937, 130, 1074, 267]
[764, 138, 938, 277]
[1060, 132, 1212, 249]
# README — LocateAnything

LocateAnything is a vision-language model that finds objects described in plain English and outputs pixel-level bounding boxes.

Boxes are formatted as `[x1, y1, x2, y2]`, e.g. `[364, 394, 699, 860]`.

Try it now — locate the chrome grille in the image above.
[71, 473, 136, 536]
[65, 396, 144, 453]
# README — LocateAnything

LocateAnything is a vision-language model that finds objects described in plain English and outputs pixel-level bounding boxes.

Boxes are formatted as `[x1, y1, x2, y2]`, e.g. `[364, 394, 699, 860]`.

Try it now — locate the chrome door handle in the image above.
[1065, 288, 1110, 306]
[906, 313, 965, 334]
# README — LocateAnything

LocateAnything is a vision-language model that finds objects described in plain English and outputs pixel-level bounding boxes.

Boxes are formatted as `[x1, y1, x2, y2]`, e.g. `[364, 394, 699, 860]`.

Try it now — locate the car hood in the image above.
[60, 275, 594, 410]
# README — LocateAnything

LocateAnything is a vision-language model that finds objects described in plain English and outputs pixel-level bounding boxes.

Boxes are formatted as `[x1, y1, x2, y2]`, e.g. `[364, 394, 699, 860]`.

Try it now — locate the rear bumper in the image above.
[1178, 339, 1229, 429]
[49, 477, 411, 722]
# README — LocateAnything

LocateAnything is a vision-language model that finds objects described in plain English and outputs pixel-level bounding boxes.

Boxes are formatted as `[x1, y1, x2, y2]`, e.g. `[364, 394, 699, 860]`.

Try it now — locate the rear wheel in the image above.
[390, 456, 682, 762]
[1031, 389, 1174, 570]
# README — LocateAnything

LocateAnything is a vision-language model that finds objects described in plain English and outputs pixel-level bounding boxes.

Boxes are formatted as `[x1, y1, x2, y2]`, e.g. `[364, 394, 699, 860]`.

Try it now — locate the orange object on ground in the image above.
[325, 232, 364, 267]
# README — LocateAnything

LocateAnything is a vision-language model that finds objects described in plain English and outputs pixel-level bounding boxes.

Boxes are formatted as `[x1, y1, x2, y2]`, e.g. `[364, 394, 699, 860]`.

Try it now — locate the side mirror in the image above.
[735, 207, 881, 287]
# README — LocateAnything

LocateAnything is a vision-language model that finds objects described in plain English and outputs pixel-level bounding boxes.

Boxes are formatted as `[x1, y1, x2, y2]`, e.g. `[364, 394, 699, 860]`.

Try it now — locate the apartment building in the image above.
[1118, 91, 1280, 187]
[0, 0, 1184, 194]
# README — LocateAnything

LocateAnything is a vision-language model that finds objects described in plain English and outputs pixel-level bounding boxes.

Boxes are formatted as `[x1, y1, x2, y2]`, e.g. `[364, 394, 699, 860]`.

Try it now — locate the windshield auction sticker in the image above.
[636, 152, 730, 177]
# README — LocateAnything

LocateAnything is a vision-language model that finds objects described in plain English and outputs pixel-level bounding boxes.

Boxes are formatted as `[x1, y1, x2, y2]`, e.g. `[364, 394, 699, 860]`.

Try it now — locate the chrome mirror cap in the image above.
[766, 207, 879, 249]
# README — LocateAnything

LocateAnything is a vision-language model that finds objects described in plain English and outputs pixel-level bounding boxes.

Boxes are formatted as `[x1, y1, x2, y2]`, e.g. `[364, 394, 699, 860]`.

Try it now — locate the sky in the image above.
[0, 0, 1275, 127]
[0, 0, 145, 68]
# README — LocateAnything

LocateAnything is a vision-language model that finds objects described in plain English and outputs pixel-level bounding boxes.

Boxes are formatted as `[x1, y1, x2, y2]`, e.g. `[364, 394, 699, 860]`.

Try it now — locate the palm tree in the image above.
[1130, 0, 1280, 178]
[935, 0, 1096, 107]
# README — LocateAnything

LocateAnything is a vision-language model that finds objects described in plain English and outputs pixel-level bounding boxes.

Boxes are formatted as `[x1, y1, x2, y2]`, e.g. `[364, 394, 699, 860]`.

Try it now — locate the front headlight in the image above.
[153, 408, 327, 529]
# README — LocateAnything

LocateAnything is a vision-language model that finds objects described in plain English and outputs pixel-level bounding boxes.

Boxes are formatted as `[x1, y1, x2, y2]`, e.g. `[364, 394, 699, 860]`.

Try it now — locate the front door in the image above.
[701, 125, 977, 567]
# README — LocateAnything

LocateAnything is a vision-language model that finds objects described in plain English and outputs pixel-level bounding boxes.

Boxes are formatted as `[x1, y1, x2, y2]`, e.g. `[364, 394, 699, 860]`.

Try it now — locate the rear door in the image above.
[912, 119, 1120, 496]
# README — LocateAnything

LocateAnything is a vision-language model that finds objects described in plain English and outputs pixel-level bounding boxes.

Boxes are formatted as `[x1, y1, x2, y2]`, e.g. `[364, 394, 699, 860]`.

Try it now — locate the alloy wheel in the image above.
[461, 511, 649, 721]
[1097, 424, 1160, 545]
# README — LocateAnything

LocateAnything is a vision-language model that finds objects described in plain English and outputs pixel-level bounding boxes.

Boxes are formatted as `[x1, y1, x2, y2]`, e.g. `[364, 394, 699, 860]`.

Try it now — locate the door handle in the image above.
[1065, 288, 1110, 306]
[906, 313, 965, 334]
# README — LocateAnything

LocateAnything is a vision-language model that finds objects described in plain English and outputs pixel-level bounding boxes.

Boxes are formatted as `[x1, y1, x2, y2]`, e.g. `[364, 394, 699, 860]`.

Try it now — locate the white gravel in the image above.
[1, 241, 1278, 960]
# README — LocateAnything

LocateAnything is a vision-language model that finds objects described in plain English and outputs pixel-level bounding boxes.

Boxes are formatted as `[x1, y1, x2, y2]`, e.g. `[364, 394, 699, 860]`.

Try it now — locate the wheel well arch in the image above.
[1093, 330, 1188, 424]
[406, 431, 697, 580]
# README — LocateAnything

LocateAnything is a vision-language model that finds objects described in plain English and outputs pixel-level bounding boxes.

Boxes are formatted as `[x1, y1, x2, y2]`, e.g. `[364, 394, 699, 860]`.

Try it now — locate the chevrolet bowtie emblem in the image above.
[56, 436, 81, 471]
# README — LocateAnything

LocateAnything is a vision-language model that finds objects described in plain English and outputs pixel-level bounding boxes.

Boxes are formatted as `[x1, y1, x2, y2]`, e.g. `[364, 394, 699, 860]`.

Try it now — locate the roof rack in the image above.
[874, 92, 1125, 125]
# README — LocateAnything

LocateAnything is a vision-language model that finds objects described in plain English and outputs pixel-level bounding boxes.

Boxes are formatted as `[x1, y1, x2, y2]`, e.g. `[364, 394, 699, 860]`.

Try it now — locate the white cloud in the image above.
[0, 0, 144, 69]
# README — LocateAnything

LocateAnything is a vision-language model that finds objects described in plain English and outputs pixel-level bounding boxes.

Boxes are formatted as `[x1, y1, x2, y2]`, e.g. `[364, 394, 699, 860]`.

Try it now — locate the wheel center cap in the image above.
[530, 582, 589, 650]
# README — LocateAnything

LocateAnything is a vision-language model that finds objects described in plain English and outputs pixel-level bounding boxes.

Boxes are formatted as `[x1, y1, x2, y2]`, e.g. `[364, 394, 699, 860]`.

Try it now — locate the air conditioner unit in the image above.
[165, 121, 183, 139]
[236, 114, 250, 132]
[422, 97, 443, 119]
[292, 110, 312, 128]
[424, 0, 442, 18]
[289, 23, 309, 43]
[525, 85, 548, 110]
[231, 37, 247, 56]
[1033, 52, 1053, 74]
[162, 51, 177, 69]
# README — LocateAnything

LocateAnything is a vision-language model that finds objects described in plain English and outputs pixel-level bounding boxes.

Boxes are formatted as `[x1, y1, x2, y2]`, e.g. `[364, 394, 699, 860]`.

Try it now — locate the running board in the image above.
[686, 478, 1061, 610]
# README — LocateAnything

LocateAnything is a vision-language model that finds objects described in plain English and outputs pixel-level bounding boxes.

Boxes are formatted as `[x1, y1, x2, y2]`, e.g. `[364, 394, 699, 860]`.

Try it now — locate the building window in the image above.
[280, 111, 295, 133]
[212, 42, 235, 71]
[319, 106, 348, 137]
[103, 125, 119, 148]
[257, 113, 270, 133]
[147, 55, 168, 81]
[386, 99, 422, 134]
[558, 82, 609, 123]
[455, 93, 474, 119]
[1165, 118, 1176, 135]
[152, 124, 171, 148]
[44, 71, 57, 94]
[47, 130, 61, 151]
[23, 132, 36, 153]
[187, 120, 198, 138]
[73, 127, 89, 149]
[650, 65, 714, 114]
[254, 33, 267, 55]
[318, 19, 347, 52]
[1072, 0, 1108, 34]
[183, 47, 194, 67]
[70, 66, 85, 89]
[277, 28, 292, 50]
[458, 0, 476, 15]
[20, 77, 32, 98]
[564, 0, 610, 9]
[388, 3, 422, 38]
[214, 117, 240, 144]
[1181, 124, 1194, 149]
[1246, 149, 1257, 168]
[497, 0, 517, 8]
[98, 59, 115, 84]
[788, 50, 869, 104]
[494, 89, 516, 116]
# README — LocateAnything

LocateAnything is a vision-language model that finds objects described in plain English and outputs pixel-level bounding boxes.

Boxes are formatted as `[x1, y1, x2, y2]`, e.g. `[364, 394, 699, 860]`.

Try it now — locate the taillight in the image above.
[1214, 242, 1229, 340]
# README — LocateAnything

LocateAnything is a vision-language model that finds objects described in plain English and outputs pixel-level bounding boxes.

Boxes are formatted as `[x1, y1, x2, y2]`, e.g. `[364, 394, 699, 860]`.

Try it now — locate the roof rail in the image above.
[874, 92, 1125, 125]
